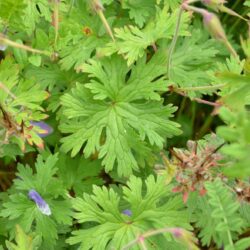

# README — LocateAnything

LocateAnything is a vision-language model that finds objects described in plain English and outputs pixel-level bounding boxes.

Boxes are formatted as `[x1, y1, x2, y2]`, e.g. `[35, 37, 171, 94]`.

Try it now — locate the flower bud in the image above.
[202, 0, 247, 21]
[28, 189, 51, 216]
[202, 10, 226, 41]
[91, 0, 104, 12]
[171, 228, 184, 238]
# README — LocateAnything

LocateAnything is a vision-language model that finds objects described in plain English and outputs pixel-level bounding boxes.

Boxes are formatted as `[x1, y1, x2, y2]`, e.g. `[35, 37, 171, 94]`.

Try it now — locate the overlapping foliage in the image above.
[0, 0, 249, 249]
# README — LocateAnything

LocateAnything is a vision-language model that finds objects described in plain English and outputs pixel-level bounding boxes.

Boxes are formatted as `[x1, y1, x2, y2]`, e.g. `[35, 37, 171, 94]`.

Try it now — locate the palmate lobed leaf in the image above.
[67, 175, 191, 249]
[121, 0, 156, 28]
[60, 53, 181, 176]
[167, 28, 220, 97]
[100, 6, 190, 65]
[0, 154, 72, 250]
[55, 153, 104, 195]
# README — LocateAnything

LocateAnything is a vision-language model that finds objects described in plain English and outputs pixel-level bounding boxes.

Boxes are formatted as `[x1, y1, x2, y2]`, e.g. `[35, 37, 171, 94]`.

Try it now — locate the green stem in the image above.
[97, 10, 115, 41]
[217, 197, 234, 246]
[222, 0, 241, 22]
[197, 115, 213, 138]
[0, 35, 52, 57]
[177, 97, 187, 120]
[0, 82, 16, 100]
[121, 227, 196, 250]
[67, 0, 75, 16]
[228, 9, 249, 34]
[139, 239, 148, 250]
[177, 84, 226, 92]
[53, 0, 60, 48]
[167, 6, 183, 79]
[191, 102, 196, 139]
[121, 228, 176, 250]
[183, 4, 208, 16]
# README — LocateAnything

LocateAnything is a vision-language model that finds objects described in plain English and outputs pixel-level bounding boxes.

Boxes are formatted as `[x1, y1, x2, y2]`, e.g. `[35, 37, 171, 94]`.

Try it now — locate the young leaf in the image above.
[5, 225, 41, 250]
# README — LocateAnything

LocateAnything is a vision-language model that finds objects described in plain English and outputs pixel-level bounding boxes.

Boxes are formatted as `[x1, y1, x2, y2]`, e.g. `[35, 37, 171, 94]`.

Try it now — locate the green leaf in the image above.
[67, 175, 191, 249]
[204, 180, 244, 247]
[0, 154, 72, 249]
[234, 238, 250, 250]
[168, 28, 219, 97]
[60, 53, 181, 176]
[121, 0, 156, 28]
[0, 0, 26, 28]
[28, 55, 42, 67]
[22, 0, 51, 35]
[5, 225, 41, 250]
[217, 108, 250, 177]
[56, 152, 104, 195]
[59, 36, 104, 71]
[100, 7, 189, 65]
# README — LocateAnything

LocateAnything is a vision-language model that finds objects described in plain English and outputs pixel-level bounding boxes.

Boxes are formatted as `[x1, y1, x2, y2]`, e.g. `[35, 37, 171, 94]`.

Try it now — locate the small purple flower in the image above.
[28, 189, 51, 216]
[30, 121, 53, 138]
[122, 209, 132, 217]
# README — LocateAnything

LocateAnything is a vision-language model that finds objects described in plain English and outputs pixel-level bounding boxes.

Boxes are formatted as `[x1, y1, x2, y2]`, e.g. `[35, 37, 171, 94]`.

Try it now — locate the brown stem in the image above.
[169, 86, 221, 107]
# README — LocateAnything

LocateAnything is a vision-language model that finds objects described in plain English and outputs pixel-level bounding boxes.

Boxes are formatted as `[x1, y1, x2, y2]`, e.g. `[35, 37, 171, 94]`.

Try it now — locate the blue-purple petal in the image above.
[28, 189, 51, 216]
[30, 121, 53, 138]
[122, 209, 132, 217]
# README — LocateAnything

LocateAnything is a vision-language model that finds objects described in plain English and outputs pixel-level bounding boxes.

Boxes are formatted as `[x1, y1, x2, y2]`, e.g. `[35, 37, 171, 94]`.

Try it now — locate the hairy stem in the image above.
[176, 84, 227, 92]
[0, 82, 16, 100]
[121, 227, 196, 250]
[171, 88, 221, 107]
[53, 0, 60, 48]
[0, 35, 52, 57]
[167, 5, 184, 79]
[97, 10, 115, 41]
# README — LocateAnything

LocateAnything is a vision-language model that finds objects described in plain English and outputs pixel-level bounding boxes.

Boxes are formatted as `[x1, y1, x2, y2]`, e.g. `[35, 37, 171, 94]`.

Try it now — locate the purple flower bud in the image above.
[202, 10, 226, 41]
[171, 228, 183, 238]
[30, 121, 53, 138]
[122, 209, 132, 217]
[28, 189, 51, 216]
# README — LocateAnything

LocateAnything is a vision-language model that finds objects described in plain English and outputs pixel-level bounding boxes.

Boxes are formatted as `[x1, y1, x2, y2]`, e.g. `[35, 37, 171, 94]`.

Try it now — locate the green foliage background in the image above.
[0, 0, 249, 249]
